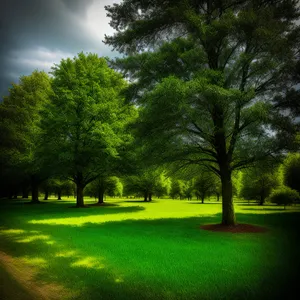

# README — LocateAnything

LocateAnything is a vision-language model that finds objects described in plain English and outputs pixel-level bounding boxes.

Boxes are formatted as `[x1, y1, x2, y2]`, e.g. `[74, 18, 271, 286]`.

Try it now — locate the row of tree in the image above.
[1, 0, 300, 226]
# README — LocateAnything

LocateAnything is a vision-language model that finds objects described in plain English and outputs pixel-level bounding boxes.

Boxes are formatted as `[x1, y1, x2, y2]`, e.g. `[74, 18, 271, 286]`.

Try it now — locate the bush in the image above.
[268, 186, 300, 209]
[283, 153, 300, 194]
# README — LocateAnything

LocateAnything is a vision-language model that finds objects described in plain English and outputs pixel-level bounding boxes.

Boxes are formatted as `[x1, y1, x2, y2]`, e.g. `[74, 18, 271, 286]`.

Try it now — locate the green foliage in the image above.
[40, 52, 136, 206]
[194, 172, 217, 203]
[240, 165, 279, 205]
[124, 168, 168, 200]
[0, 71, 53, 200]
[268, 186, 300, 208]
[170, 179, 186, 199]
[105, 0, 300, 225]
[282, 153, 300, 193]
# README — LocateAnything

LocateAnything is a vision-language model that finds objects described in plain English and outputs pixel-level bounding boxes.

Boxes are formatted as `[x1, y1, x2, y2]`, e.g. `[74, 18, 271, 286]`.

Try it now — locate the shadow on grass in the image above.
[1, 206, 300, 300]
[240, 207, 287, 211]
[187, 202, 221, 204]
[123, 200, 159, 203]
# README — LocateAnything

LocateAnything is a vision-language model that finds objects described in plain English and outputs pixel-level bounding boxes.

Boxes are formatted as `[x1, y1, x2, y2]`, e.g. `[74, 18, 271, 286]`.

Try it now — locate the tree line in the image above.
[1, 0, 300, 226]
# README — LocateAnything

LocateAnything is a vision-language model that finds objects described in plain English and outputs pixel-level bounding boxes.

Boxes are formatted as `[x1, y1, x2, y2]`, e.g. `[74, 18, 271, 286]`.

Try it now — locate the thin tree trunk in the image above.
[76, 184, 84, 207]
[144, 192, 148, 202]
[97, 187, 104, 204]
[216, 194, 220, 201]
[148, 193, 152, 202]
[44, 190, 49, 200]
[31, 175, 40, 203]
[75, 172, 85, 207]
[57, 190, 62, 200]
[221, 170, 236, 225]
[201, 196, 204, 204]
[22, 187, 29, 199]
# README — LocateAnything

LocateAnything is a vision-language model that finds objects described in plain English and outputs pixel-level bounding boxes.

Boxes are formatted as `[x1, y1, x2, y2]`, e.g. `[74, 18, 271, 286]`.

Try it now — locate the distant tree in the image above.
[124, 168, 167, 201]
[86, 176, 123, 204]
[40, 53, 135, 207]
[194, 172, 216, 203]
[282, 153, 300, 194]
[105, 0, 300, 226]
[268, 186, 300, 209]
[0, 71, 53, 202]
[240, 166, 279, 205]
[170, 179, 186, 200]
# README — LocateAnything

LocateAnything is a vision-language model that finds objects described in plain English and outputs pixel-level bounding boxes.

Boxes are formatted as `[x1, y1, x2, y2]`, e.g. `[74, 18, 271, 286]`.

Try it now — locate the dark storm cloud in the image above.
[0, 0, 119, 100]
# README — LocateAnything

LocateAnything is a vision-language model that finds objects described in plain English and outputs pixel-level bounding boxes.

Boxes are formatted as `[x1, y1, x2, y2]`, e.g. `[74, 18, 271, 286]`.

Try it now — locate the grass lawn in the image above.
[0, 197, 299, 300]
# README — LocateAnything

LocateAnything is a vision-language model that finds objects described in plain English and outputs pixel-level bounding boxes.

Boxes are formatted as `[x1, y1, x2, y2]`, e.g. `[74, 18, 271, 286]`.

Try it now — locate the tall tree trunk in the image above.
[220, 170, 236, 225]
[57, 190, 62, 200]
[76, 184, 84, 207]
[259, 191, 265, 205]
[143, 192, 148, 202]
[97, 187, 104, 204]
[201, 196, 204, 204]
[76, 172, 85, 207]
[216, 193, 220, 201]
[44, 190, 49, 200]
[22, 187, 29, 199]
[31, 175, 40, 203]
[148, 193, 152, 202]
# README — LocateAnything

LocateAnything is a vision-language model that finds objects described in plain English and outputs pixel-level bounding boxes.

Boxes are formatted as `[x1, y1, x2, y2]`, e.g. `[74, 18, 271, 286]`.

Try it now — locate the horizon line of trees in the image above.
[1, 0, 300, 225]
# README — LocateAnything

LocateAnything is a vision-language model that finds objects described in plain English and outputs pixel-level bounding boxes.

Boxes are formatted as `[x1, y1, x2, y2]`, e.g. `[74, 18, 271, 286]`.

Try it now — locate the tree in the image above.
[105, 0, 300, 225]
[170, 179, 187, 200]
[282, 153, 300, 194]
[0, 71, 53, 202]
[124, 168, 167, 201]
[240, 166, 279, 205]
[268, 186, 300, 209]
[194, 172, 217, 203]
[86, 176, 122, 204]
[41, 53, 135, 207]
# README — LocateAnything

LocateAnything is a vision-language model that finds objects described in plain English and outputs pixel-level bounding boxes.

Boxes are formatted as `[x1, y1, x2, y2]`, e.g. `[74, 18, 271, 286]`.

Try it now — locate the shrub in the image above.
[268, 186, 300, 209]
[283, 153, 300, 194]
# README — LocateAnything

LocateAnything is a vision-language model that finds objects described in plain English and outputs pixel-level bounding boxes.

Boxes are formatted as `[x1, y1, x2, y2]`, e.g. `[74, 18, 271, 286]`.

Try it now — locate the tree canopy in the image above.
[105, 0, 300, 225]
[40, 52, 136, 207]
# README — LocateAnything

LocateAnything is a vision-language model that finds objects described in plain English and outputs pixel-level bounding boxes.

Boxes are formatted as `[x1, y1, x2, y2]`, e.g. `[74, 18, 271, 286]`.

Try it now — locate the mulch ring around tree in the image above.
[200, 223, 268, 233]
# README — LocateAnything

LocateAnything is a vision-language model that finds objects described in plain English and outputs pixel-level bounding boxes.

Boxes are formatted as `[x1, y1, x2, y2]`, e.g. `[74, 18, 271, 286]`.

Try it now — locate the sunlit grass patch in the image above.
[0, 229, 25, 235]
[0, 198, 300, 300]
[16, 234, 50, 243]
[71, 257, 105, 270]
[20, 256, 48, 267]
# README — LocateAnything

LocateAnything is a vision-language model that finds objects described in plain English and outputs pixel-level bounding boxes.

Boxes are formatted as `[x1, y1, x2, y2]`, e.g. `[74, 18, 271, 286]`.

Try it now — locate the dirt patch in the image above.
[0, 251, 75, 300]
[200, 223, 268, 233]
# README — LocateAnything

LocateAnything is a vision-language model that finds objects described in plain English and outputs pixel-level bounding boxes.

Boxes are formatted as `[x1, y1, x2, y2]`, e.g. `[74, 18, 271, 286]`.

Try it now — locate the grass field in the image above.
[0, 197, 299, 300]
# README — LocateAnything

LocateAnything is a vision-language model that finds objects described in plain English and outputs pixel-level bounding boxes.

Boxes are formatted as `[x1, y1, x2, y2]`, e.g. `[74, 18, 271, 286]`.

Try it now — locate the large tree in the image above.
[41, 52, 135, 207]
[0, 71, 53, 202]
[105, 0, 300, 225]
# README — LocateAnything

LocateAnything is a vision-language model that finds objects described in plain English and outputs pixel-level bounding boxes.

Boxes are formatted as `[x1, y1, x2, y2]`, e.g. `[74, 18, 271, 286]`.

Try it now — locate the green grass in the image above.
[0, 197, 299, 300]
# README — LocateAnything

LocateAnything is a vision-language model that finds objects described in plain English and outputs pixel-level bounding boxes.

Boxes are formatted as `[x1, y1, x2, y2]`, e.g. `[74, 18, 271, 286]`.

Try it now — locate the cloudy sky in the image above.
[0, 0, 121, 100]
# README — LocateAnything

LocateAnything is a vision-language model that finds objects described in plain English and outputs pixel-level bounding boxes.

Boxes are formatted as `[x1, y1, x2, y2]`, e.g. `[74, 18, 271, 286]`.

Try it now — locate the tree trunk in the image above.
[148, 193, 152, 202]
[97, 187, 104, 204]
[44, 190, 49, 200]
[259, 192, 265, 205]
[201, 196, 204, 204]
[76, 184, 84, 207]
[144, 192, 148, 202]
[216, 193, 220, 201]
[75, 173, 85, 207]
[22, 187, 29, 199]
[31, 175, 40, 203]
[221, 170, 236, 225]
[57, 190, 62, 200]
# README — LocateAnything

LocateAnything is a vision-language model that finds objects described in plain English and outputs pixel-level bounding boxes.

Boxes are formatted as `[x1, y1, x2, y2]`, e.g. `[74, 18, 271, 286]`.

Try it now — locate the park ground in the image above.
[0, 197, 299, 300]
